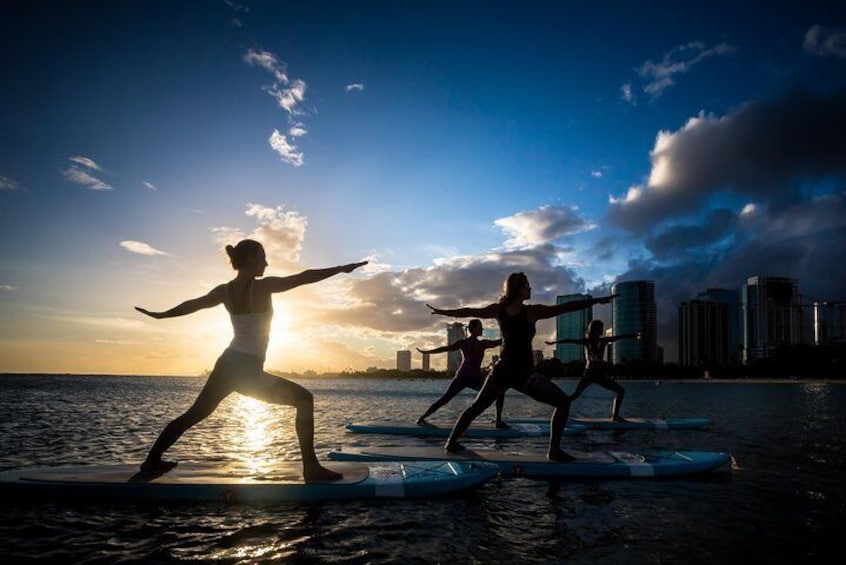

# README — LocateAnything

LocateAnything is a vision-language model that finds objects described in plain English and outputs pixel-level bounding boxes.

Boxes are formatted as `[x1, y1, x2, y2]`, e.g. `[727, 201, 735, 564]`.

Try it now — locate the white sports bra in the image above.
[226, 280, 273, 358]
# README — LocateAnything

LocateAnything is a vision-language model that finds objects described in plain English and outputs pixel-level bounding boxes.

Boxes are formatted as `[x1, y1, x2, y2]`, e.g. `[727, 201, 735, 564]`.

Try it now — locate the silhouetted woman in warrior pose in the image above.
[546, 319, 640, 421]
[415, 319, 507, 428]
[428, 272, 615, 461]
[135, 239, 366, 481]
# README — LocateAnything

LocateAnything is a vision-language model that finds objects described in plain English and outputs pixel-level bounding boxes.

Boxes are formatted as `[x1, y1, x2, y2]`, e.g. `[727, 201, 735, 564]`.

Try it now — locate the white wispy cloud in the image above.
[633, 42, 736, 100]
[620, 83, 635, 106]
[142, 181, 157, 191]
[804, 25, 846, 59]
[63, 156, 112, 190]
[269, 129, 304, 167]
[119, 240, 172, 256]
[494, 205, 595, 249]
[591, 170, 603, 178]
[345, 83, 365, 92]
[0, 175, 24, 191]
[0, 285, 18, 292]
[212, 202, 308, 266]
[289, 123, 307, 137]
[224, 0, 249, 13]
[244, 47, 311, 166]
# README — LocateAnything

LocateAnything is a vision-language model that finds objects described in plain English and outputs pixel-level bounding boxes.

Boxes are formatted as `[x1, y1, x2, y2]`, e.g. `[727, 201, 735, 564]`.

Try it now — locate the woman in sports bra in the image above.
[415, 319, 506, 427]
[545, 319, 641, 421]
[427, 272, 615, 461]
[135, 239, 366, 481]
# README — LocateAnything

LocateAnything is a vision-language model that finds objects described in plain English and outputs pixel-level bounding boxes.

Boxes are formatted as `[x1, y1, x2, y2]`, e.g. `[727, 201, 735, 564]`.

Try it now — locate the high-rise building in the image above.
[679, 288, 741, 367]
[446, 322, 466, 372]
[396, 350, 411, 372]
[814, 302, 846, 345]
[742, 276, 801, 364]
[421, 352, 431, 371]
[611, 280, 657, 364]
[554, 294, 592, 363]
[679, 299, 729, 367]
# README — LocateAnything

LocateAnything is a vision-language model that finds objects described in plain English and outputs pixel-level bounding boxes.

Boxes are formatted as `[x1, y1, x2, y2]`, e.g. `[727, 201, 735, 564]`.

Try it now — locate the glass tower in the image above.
[446, 322, 466, 372]
[611, 280, 657, 364]
[554, 294, 592, 363]
[742, 276, 800, 364]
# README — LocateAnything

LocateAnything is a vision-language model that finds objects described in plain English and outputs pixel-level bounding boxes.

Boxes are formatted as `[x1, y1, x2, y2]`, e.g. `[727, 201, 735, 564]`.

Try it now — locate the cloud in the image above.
[224, 0, 249, 13]
[269, 129, 304, 167]
[62, 156, 112, 191]
[244, 48, 287, 82]
[269, 79, 306, 115]
[213, 203, 308, 266]
[288, 123, 307, 137]
[591, 170, 603, 178]
[495, 205, 595, 249]
[608, 88, 846, 232]
[620, 83, 635, 106]
[142, 181, 157, 191]
[634, 42, 736, 100]
[69, 156, 102, 171]
[0, 285, 18, 292]
[345, 83, 364, 92]
[119, 240, 172, 256]
[0, 175, 24, 191]
[804, 25, 846, 59]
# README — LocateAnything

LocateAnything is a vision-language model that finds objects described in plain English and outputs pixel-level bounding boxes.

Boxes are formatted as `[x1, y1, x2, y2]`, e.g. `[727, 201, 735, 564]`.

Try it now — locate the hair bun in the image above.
[225, 244, 235, 257]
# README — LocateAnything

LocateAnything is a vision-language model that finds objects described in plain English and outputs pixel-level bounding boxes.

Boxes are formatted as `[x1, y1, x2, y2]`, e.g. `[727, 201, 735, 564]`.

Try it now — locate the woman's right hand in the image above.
[135, 307, 164, 319]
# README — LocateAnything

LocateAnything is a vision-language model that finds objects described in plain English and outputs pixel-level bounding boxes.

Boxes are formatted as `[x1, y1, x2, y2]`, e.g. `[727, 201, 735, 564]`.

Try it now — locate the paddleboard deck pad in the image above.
[345, 421, 587, 438]
[328, 446, 730, 479]
[0, 460, 499, 502]
[506, 417, 712, 430]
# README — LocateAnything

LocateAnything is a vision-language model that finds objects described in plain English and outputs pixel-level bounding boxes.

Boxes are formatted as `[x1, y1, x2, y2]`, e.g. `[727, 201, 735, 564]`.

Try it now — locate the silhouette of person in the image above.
[415, 319, 507, 428]
[135, 238, 366, 482]
[428, 272, 615, 461]
[546, 319, 641, 421]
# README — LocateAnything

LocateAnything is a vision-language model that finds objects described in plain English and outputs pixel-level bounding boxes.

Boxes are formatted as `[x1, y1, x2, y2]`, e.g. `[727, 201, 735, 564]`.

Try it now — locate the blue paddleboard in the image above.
[507, 417, 712, 430]
[328, 446, 731, 479]
[0, 460, 499, 502]
[345, 421, 587, 438]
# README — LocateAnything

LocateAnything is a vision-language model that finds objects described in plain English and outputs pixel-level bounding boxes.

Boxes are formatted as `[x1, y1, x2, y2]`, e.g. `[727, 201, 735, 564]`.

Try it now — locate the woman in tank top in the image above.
[427, 272, 616, 461]
[415, 319, 505, 427]
[545, 319, 641, 421]
[135, 239, 366, 481]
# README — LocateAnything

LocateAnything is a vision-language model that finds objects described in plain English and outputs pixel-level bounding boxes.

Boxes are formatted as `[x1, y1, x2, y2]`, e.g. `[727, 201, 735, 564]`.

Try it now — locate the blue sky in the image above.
[1, 1, 845, 374]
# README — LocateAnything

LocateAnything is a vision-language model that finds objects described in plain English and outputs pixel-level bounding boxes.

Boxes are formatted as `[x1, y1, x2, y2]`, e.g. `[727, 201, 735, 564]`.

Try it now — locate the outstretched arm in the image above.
[135, 285, 226, 320]
[528, 294, 617, 322]
[544, 338, 586, 346]
[426, 303, 499, 319]
[481, 338, 503, 349]
[262, 261, 368, 293]
[416, 341, 463, 355]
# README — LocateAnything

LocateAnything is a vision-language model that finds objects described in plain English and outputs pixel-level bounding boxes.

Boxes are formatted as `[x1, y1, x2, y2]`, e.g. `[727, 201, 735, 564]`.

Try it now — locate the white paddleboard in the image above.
[0, 460, 499, 502]
[328, 446, 731, 479]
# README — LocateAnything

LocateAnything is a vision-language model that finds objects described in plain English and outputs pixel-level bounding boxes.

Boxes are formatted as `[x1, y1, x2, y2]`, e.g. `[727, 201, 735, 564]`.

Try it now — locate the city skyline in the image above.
[1, 2, 845, 375]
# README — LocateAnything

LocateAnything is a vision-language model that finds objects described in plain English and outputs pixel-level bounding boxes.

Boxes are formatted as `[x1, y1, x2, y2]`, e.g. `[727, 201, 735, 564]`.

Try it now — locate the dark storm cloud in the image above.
[608, 88, 846, 232]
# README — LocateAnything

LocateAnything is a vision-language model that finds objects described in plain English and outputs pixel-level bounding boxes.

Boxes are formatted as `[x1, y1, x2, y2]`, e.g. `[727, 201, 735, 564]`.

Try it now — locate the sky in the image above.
[1, 0, 845, 375]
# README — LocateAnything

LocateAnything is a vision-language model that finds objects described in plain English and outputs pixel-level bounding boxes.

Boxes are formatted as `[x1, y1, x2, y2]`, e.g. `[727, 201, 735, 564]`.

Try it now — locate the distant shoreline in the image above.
[0, 372, 843, 385]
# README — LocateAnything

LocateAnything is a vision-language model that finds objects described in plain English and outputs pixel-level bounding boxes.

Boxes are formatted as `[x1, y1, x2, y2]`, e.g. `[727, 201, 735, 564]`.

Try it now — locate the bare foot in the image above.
[416, 417, 435, 427]
[495, 420, 511, 429]
[547, 448, 577, 462]
[445, 441, 466, 453]
[140, 459, 178, 473]
[303, 463, 343, 483]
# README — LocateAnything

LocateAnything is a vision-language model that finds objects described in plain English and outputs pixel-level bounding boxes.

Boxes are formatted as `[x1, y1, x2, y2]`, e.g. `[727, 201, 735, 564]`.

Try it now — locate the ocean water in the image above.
[0, 374, 843, 564]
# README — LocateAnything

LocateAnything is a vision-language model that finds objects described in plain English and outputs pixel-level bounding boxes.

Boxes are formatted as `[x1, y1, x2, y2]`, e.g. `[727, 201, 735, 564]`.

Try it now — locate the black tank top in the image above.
[498, 306, 535, 368]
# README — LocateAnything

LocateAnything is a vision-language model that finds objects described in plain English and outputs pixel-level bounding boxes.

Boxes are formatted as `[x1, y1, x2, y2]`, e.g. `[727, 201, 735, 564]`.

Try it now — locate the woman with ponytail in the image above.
[427, 273, 615, 461]
[135, 239, 366, 482]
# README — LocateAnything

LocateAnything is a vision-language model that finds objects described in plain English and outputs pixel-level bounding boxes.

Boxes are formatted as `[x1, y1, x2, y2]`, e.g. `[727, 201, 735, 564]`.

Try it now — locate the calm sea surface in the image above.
[0, 374, 843, 564]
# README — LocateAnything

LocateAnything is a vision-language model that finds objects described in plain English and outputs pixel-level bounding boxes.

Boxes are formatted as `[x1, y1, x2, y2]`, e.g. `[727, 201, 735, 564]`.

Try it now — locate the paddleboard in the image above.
[345, 421, 587, 438]
[328, 446, 730, 479]
[506, 417, 712, 430]
[0, 460, 499, 502]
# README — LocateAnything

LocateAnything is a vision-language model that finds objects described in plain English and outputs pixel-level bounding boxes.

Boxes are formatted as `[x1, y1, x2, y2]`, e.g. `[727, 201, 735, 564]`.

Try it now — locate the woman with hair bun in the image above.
[135, 239, 367, 482]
